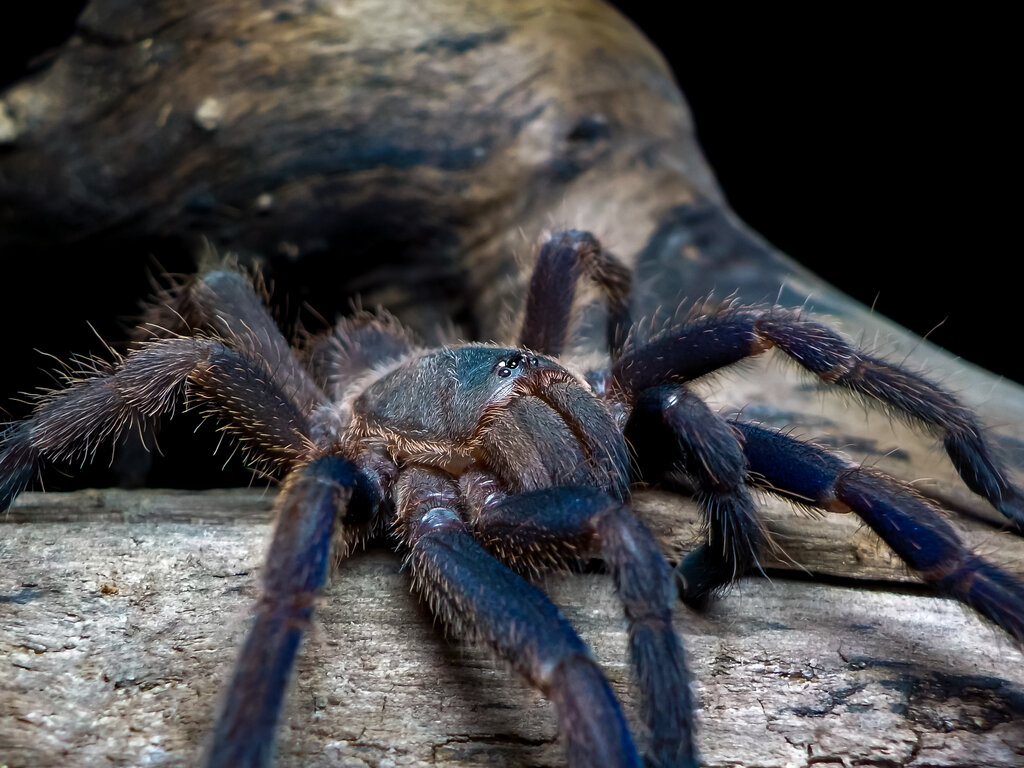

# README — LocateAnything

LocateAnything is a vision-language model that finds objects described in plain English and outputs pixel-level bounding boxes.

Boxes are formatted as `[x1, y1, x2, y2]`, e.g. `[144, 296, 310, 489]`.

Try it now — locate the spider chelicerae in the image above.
[1, 230, 1022, 768]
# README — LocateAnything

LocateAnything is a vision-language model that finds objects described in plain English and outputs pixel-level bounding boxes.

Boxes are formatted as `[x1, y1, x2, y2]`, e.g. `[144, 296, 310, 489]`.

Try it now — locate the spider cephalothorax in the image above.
[1, 229, 1022, 768]
[342, 345, 629, 499]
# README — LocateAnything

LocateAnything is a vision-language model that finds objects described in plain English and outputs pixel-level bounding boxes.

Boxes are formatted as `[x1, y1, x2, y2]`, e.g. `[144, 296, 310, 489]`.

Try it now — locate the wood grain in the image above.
[2, 489, 1022, 767]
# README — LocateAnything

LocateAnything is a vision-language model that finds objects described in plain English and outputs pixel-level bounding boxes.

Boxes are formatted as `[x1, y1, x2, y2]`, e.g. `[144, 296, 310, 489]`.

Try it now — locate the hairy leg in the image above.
[204, 455, 380, 768]
[397, 467, 643, 768]
[611, 305, 1024, 529]
[0, 337, 318, 509]
[626, 385, 764, 607]
[144, 266, 326, 416]
[734, 422, 1024, 642]
[519, 229, 632, 359]
[466, 477, 698, 768]
[303, 308, 416, 401]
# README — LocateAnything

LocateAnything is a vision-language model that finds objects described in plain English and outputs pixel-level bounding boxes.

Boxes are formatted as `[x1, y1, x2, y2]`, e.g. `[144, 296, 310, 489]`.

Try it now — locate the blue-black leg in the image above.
[520, 229, 632, 359]
[754, 313, 1024, 530]
[307, 309, 416, 400]
[735, 422, 1024, 642]
[612, 307, 765, 394]
[469, 482, 698, 768]
[611, 306, 1024, 531]
[144, 266, 327, 416]
[397, 468, 643, 768]
[0, 338, 316, 512]
[626, 385, 763, 608]
[204, 456, 379, 768]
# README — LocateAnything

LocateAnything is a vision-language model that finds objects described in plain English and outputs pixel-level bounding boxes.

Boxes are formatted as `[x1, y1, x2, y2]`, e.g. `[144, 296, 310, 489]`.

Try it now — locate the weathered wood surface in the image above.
[2, 489, 1023, 768]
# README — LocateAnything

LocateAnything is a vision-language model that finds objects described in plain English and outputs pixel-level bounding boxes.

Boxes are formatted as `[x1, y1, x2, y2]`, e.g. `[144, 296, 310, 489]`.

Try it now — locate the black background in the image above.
[621, 7, 1018, 384]
[1, 4, 1018, 388]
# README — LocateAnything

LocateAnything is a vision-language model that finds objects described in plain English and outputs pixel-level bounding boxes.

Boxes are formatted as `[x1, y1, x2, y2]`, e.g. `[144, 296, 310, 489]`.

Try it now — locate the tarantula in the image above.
[1, 230, 1023, 768]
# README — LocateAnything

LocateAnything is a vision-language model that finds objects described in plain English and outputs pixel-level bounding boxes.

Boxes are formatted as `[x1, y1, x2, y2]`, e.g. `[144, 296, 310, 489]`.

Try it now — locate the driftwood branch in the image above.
[2, 489, 1023, 767]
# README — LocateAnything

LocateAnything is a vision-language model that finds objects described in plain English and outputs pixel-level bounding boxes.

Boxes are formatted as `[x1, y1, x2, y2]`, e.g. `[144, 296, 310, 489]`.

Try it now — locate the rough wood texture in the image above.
[2, 490, 1023, 767]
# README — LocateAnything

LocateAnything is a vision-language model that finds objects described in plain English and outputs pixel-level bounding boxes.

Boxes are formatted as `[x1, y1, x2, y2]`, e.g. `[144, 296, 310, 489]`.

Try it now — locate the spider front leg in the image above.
[204, 454, 381, 768]
[0, 337, 313, 510]
[611, 305, 1024, 530]
[396, 466, 643, 768]
[465, 477, 698, 768]
[734, 422, 1024, 642]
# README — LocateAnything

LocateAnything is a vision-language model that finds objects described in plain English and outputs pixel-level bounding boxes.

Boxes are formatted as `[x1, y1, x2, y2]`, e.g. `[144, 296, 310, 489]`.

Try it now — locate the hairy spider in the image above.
[1, 230, 1023, 768]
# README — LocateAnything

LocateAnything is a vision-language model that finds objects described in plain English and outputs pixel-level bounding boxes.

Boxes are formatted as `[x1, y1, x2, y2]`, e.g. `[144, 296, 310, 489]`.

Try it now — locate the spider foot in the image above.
[675, 542, 737, 609]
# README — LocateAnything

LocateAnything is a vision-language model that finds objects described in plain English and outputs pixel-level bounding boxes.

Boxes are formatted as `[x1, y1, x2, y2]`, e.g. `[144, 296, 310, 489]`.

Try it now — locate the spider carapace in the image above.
[1, 230, 1022, 768]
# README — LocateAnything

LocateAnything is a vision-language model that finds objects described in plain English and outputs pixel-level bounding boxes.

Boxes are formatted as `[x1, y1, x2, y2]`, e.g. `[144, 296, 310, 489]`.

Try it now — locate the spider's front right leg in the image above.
[204, 454, 382, 768]
[396, 466, 643, 768]
[0, 336, 311, 510]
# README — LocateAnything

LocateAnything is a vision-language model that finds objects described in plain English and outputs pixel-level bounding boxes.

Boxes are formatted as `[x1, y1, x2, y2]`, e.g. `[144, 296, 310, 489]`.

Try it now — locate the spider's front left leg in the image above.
[463, 476, 698, 768]
[204, 453, 383, 768]
[611, 305, 1024, 531]
[396, 466, 644, 768]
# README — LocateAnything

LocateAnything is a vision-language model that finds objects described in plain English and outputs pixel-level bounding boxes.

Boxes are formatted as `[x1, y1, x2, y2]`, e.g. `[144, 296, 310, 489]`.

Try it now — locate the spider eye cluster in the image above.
[495, 353, 538, 378]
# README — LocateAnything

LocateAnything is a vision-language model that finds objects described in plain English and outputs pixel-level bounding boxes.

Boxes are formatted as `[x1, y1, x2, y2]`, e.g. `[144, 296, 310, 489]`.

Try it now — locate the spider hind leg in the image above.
[735, 422, 1024, 643]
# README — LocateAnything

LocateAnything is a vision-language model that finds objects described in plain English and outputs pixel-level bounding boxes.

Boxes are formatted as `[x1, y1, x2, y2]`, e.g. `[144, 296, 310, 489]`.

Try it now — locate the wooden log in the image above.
[2, 489, 1023, 767]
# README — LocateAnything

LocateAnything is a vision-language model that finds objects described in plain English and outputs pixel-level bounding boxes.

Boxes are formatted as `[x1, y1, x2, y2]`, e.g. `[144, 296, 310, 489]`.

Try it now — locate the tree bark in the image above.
[3, 490, 1023, 768]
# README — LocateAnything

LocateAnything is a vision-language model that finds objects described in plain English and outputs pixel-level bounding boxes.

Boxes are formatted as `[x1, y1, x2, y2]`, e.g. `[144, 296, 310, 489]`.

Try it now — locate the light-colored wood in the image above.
[2, 489, 1022, 767]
